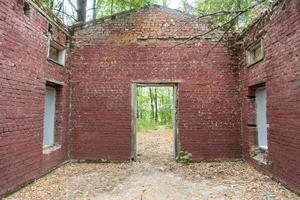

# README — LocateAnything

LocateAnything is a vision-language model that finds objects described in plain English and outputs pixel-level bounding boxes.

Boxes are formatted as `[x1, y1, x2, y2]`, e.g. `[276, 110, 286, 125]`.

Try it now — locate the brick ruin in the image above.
[0, 0, 299, 195]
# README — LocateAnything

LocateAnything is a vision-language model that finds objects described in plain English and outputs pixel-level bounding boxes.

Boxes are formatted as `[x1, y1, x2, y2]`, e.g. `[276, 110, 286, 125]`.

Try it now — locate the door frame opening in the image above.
[131, 82, 179, 161]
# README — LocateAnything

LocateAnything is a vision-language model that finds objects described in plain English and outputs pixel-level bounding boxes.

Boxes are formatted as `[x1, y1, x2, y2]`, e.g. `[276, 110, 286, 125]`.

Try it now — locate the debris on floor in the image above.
[5, 126, 299, 200]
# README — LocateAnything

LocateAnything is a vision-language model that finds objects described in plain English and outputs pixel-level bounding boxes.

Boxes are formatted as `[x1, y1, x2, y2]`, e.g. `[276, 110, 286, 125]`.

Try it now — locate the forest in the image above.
[43, 0, 274, 31]
[136, 87, 173, 131]
[39, 0, 275, 58]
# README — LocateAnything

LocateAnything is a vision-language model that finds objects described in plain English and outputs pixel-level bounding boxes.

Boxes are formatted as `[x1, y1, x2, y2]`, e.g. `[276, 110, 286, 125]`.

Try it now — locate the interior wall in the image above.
[240, 0, 300, 191]
[1, 0, 299, 196]
[69, 6, 242, 161]
[0, 0, 70, 195]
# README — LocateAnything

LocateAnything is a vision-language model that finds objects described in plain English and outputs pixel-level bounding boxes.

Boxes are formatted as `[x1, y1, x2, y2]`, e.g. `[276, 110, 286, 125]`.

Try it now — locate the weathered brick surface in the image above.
[70, 5, 242, 161]
[0, 0, 70, 195]
[1, 0, 299, 196]
[240, 0, 300, 191]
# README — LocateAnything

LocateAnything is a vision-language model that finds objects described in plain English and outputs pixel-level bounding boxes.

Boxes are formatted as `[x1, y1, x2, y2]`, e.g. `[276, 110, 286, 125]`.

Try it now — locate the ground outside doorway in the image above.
[5, 126, 298, 200]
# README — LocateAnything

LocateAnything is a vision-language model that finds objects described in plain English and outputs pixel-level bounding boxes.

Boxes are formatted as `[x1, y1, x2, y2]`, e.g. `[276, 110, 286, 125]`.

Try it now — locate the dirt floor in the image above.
[5, 126, 299, 200]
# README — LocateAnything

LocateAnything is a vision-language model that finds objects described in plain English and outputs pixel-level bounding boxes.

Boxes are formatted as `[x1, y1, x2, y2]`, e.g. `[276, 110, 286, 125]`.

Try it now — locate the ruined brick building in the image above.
[0, 0, 299, 196]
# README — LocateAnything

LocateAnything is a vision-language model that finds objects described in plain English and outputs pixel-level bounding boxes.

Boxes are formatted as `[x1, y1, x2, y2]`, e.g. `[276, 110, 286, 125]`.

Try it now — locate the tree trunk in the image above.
[235, 0, 241, 26]
[167, 88, 171, 122]
[182, 0, 188, 13]
[136, 88, 139, 119]
[149, 88, 154, 121]
[163, 0, 167, 6]
[77, 0, 87, 22]
[49, 0, 54, 9]
[110, 0, 114, 16]
[161, 93, 165, 124]
[154, 88, 158, 122]
[92, 0, 97, 20]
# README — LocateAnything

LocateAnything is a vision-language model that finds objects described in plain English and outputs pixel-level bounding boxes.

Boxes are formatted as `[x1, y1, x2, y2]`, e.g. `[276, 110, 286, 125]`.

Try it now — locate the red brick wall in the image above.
[0, 0, 70, 195]
[70, 6, 241, 161]
[240, 0, 300, 191]
[1, 0, 298, 196]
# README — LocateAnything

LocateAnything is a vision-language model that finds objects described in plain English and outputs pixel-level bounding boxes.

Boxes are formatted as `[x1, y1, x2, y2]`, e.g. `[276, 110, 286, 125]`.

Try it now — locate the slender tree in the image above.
[137, 88, 140, 119]
[92, 0, 97, 20]
[149, 88, 155, 121]
[77, 0, 87, 22]
[154, 88, 158, 122]
[163, 0, 167, 6]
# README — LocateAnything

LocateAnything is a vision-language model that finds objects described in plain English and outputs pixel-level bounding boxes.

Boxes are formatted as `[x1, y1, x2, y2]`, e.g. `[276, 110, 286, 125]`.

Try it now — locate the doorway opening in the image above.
[131, 83, 178, 161]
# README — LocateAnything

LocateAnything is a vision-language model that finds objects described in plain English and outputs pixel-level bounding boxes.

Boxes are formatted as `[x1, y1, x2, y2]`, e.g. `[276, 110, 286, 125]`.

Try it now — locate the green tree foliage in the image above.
[137, 87, 173, 131]
[42, 0, 159, 24]
[96, 0, 159, 17]
[194, 0, 273, 29]
[43, 0, 273, 30]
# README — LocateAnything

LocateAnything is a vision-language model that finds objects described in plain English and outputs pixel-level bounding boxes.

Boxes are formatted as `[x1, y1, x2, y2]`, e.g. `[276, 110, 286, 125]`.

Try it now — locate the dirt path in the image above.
[5, 126, 299, 200]
[137, 126, 174, 164]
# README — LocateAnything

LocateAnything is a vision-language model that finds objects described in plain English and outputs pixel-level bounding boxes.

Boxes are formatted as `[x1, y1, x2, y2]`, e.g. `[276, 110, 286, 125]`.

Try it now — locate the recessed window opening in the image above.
[132, 84, 178, 161]
[43, 85, 57, 148]
[247, 39, 264, 66]
[47, 40, 66, 66]
[255, 86, 268, 150]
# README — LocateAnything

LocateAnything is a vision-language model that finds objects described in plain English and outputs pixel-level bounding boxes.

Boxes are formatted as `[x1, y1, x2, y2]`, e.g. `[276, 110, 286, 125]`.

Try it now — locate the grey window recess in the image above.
[246, 39, 264, 66]
[255, 87, 268, 150]
[43, 85, 57, 147]
[47, 39, 66, 66]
